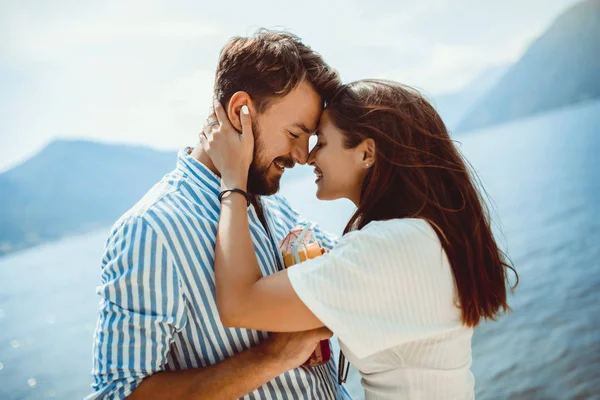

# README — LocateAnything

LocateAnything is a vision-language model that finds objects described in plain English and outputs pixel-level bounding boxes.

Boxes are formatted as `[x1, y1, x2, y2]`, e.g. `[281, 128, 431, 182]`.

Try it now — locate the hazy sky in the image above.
[0, 0, 581, 171]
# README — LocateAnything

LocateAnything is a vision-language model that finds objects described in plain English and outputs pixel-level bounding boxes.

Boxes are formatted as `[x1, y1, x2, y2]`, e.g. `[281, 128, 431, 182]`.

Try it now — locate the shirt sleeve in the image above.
[269, 193, 339, 250]
[287, 219, 458, 359]
[298, 215, 339, 251]
[88, 217, 188, 400]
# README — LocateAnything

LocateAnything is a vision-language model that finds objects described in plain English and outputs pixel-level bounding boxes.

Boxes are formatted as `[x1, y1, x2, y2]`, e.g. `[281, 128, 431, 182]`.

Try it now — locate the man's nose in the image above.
[307, 148, 316, 166]
[292, 140, 309, 166]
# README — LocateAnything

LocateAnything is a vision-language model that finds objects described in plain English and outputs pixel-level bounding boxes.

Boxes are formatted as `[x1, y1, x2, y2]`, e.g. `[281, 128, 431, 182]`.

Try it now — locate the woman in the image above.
[200, 80, 517, 399]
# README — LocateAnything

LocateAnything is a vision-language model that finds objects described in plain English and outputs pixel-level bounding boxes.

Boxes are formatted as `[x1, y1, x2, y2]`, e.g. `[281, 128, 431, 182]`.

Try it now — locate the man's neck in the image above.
[190, 143, 221, 178]
[190, 144, 269, 232]
[189, 144, 260, 204]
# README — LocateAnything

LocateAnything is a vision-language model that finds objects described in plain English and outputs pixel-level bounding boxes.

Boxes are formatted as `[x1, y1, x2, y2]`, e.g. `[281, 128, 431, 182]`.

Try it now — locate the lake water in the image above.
[1, 99, 599, 399]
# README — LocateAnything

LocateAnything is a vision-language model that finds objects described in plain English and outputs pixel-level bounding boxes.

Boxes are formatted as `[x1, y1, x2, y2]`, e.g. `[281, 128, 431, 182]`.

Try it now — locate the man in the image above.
[88, 29, 351, 399]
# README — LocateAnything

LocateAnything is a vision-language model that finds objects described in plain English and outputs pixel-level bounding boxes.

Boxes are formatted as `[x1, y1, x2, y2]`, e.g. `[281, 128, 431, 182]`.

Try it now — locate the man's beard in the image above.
[247, 121, 294, 196]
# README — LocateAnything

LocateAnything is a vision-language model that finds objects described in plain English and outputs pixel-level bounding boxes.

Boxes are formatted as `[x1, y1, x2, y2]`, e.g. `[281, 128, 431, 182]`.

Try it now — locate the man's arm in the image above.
[90, 217, 331, 400]
[89, 217, 189, 399]
[128, 329, 333, 400]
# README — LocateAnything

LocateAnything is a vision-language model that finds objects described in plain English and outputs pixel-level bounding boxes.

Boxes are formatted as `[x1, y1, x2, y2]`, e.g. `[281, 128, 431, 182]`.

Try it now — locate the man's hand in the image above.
[127, 328, 334, 400]
[258, 328, 333, 371]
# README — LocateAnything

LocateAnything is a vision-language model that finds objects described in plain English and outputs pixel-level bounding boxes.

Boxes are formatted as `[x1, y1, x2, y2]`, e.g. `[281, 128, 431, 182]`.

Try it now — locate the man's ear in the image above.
[227, 91, 254, 132]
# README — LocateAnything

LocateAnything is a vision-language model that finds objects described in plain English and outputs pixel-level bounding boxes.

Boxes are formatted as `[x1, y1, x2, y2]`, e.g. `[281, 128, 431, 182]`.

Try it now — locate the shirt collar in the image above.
[176, 147, 221, 197]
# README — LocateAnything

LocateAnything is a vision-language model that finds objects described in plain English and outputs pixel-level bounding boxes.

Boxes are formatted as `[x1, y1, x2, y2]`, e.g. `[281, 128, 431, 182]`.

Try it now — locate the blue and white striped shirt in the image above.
[88, 148, 351, 399]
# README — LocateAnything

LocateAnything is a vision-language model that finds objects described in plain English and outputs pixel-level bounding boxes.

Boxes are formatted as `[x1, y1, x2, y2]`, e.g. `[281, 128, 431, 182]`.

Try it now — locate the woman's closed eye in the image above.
[309, 135, 320, 152]
[309, 142, 323, 155]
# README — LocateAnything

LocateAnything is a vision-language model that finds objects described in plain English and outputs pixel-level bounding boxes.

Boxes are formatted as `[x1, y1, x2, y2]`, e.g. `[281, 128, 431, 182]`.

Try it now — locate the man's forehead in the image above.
[292, 105, 324, 134]
[267, 81, 322, 132]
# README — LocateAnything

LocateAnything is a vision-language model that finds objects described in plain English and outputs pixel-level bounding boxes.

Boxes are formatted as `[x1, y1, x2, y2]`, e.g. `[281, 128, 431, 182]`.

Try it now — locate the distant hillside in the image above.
[432, 64, 510, 132]
[457, 0, 600, 132]
[0, 140, 176, 256]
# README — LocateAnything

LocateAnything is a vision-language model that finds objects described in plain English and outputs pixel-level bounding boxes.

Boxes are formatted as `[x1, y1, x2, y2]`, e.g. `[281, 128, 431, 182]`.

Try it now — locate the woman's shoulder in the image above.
[361, 218, 439, 243]
[335, 218, 443, 260]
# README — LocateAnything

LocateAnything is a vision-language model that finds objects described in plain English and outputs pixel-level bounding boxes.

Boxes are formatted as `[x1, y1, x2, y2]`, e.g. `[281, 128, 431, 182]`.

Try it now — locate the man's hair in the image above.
[214, 29, 341, 112]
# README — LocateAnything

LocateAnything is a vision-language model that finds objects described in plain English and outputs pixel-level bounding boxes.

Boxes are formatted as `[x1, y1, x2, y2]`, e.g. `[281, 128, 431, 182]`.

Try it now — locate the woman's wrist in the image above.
[221, 176, 248, 192]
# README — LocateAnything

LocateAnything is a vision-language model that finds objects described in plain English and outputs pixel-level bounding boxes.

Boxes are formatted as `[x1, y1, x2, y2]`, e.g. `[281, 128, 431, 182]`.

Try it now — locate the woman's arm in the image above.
[215, 190, 325, 332]
[202, 99, 325, 332]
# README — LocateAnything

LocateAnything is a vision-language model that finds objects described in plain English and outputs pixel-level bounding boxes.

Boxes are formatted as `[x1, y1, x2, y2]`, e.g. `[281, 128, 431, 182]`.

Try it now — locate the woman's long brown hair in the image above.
[326, 80, 518, 327]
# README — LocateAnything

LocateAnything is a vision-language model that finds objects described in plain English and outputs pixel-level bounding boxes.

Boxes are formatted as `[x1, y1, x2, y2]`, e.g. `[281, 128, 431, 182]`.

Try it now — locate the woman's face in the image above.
[307, 110, 371, 204]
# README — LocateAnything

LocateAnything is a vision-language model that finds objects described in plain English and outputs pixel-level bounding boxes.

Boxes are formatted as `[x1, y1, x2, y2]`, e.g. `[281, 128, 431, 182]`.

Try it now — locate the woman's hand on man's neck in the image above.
[190, 144, 221, 177]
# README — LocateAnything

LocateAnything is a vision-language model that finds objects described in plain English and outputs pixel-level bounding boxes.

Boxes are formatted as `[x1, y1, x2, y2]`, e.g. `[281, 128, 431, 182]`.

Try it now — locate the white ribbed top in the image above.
[288, 218, 474, 400]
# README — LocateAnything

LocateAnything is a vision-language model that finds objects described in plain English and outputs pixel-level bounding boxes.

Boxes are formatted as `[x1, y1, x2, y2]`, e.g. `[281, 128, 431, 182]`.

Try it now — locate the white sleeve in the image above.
[287, 219, 459, 359]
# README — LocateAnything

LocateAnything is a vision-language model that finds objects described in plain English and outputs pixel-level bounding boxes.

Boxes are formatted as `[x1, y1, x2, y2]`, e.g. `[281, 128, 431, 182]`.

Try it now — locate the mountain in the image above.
[456, 0, 600, 132]
[0, 140, 176, 256]
[0, 139, 319, 257]
[432, 64, 510, 132]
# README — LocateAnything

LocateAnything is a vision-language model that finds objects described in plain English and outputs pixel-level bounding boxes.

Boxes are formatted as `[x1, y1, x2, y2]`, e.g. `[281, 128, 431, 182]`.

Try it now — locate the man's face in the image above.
[247, 81, 322, 195]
